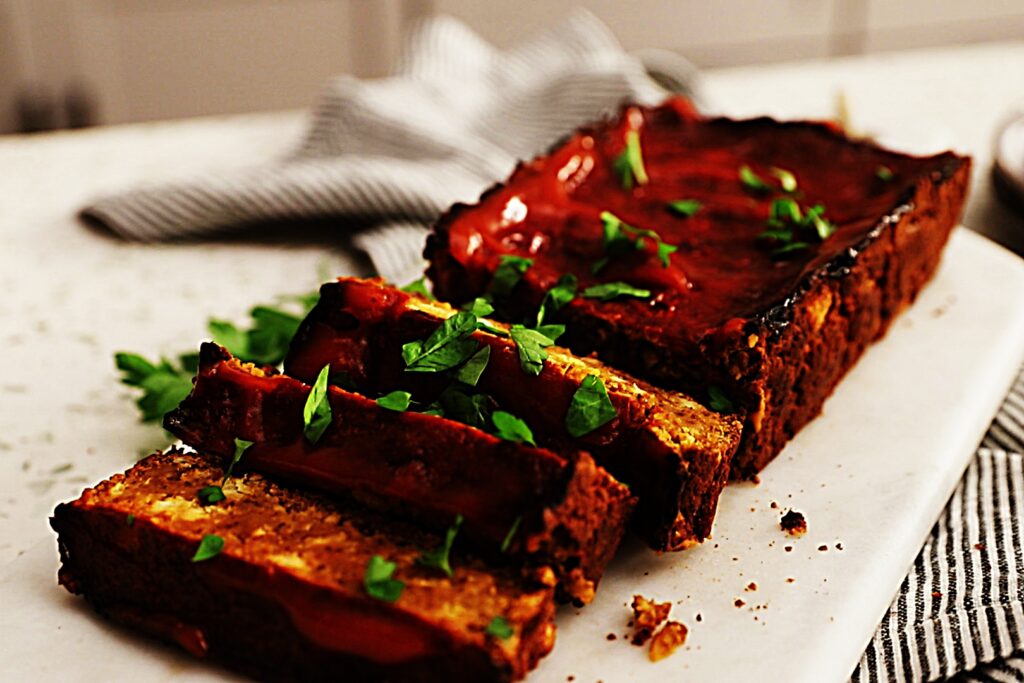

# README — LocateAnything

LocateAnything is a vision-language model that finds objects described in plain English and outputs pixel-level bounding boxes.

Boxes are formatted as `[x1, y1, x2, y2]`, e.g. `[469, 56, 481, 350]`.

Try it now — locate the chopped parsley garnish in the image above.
[402, 311, 480, 373]
[581, 282, 651, 302]
[363, 555, 405, 602]
[376, 390, 412, 412]
[739, 165, 774, 193]
[453, 345, 491, 386]
[224, 438, 252, 482]
[708, 386, 735, 414]
[612, 130, 649, 189]
[114, 351, 198, 422]
[464, 297, 495, 318]
[534, 274, 577, 331]
[593, 211, 677, 273]
[500, 516, 522, 553]
[566, 375, 618, 438]
[191, 534, 225, 563]
[417, 514, 463, 577]
[509, 325, 555, 376]
[303, 365, 333, 443]
[197, 485, 226, 505]
[125, 514, 135, 527]
[876, 165, 894, 182]
[400, 277, 436, 300]
[759, 198, 835, 257]
[771, 167, 798, 193]
[488, 255, 533, 300]
[437, 385, 492, 429]
[667, 199, 702, 217]
[491, 411, 537, 446]
[486, 616, 515, 640]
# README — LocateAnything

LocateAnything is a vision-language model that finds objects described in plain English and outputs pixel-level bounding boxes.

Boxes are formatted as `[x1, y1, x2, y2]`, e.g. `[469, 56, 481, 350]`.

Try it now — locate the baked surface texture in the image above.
[51, 449, 557, 682]
[425, 99, 971, 478]
[285, 278, 741, 551]
[165, 344, 634, 603]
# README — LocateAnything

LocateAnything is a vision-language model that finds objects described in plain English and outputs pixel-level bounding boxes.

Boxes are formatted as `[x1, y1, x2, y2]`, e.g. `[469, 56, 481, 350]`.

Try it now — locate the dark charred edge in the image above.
[50, 450, 555, 683]
[166, 345, 632, 604]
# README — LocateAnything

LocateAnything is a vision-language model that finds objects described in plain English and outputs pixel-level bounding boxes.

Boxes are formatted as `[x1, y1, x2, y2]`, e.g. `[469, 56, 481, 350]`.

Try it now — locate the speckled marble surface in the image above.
[2, 41, 1024, 683]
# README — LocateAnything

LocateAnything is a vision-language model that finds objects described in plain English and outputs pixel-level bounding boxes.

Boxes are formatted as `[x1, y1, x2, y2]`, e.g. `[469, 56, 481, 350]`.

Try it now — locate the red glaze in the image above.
[437, 98, 963, 346]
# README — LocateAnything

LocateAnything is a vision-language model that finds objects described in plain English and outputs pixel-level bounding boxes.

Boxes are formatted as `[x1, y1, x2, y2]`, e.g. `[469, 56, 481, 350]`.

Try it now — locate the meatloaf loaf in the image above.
[425, 98, 971, 478]
[165, 343, 633, 604]
[284, 277, 741, 551]
[51, 449, 557, 682]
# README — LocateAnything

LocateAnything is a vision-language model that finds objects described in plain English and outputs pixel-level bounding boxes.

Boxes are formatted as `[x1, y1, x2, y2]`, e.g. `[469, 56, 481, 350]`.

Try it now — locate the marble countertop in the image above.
[2, 41, 1023, 571]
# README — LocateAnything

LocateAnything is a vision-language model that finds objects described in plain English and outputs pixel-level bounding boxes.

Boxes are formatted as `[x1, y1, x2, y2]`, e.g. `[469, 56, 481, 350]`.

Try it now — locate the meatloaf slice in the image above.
[51, 449, 557, 683]
[425, 98, 971, 478]
[165, 343, 632, 604]
[284, 278, 741, 551]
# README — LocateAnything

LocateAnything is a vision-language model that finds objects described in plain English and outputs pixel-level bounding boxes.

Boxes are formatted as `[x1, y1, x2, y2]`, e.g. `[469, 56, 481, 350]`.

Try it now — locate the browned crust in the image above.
[284, 279, 740, 551]
[425, 115, 971, 479]
[50, 449, 557, 682]
[165, 344, 633, 604]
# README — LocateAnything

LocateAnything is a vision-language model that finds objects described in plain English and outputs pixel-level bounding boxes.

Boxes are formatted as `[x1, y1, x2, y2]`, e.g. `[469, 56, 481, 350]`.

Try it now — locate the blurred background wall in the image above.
[1, 0, 1023, 135]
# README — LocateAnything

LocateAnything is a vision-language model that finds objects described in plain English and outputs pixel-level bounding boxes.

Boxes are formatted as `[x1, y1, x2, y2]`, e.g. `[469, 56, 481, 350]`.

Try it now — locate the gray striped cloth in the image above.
[80, 12, 1024, 682]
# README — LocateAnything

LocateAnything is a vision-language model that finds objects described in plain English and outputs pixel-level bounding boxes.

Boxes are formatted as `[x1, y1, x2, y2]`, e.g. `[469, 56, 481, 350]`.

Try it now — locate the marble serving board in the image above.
[3, 228, 1024, 683]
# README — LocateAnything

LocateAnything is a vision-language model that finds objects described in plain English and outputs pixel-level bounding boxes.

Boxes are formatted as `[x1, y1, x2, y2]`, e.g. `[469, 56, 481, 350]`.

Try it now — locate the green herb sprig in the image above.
[303, 365, 333, 443]
[400, 277, 436, 300]
[581, 282, 651, 302]
[417, 515, 463, 577]
[402, 311, 480, 373]
[667, 199, 702, 217]
[376, 390, 412, 412]
[566, 375, 618, 438]
[114, 352, 198, 423]
[612, 130, 649, 190]
[364, 555, 405, 602]
[191, 534, 225, 563]
[491, 411, 536, 446]
[486, 616, 515, 640]
[593, 211, 677, 274]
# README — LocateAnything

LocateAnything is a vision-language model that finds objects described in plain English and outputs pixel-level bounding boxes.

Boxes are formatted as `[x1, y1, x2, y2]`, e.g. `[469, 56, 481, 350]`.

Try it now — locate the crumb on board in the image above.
[786, 577, 795, 583]
[818, 545, 828, 552]
[780, 509, 807, 536]
[606, 633, 617, 641]
[648, 621, 688, 662]
[734, 598, 746, 608]
[631, 595, 671, 645]
[745, 582, 758, 591]
[784, 545, 793, 552]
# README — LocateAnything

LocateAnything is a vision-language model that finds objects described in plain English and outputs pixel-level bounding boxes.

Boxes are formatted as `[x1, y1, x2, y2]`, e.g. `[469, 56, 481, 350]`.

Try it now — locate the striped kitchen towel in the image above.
[853, 364, 1024, 683]
[81, 10, 697, 287]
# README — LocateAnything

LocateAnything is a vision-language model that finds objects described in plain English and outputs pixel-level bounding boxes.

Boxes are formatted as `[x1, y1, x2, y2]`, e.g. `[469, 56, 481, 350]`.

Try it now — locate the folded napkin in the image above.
[82, 10, 696, 285]
[81, 12, 1024, 682]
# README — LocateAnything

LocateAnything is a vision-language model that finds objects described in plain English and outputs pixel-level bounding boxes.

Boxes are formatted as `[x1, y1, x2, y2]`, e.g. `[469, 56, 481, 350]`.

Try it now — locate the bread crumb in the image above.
[631, 595, 671, 645]
[780, 510, 807, 536]
[648, 621, 688, 662]
[784, 545, 793, 552]
[818, 545, 828, 552]
[606, 633, 617, 641]
[786, 577, 795, 583]
[745, 582, 758, 591]
[734, 598, 745, 608]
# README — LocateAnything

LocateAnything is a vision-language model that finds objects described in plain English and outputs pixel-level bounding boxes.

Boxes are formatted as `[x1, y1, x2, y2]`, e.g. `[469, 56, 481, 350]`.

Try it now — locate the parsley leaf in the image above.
[114, 352, 196, 423]
[303, 365, 333, 443]
[534, 274, 577, 330]
[125, 514, 135, 527]
[491, 411, 536, 446]
[770, 167, 798, 193]
[708, 386, 735, 414]
[612, 130, 649, 189]
[566, 375, 617, 438]
[197, 485, 226, 506]
[363, 555, 405, 602]
[667, 199, 702, 217]
[876, 165, 894, 182]
[488, 255, 533, 300]
[402, 312, 480, 373]
[417, 514, 463, 577]
[739, 165, 773, 193]
[191, 534, 225, 563]
[437, 385, 492, 429]
[582, 282, 651, 302]
[463, 297, 495, 318]
[453, 345, 491, 387]
[486, 616, 515, 640]
[224, 438, 252, 483]
[594, 211, 677, 273]
[500, 516, 522, 553]
[509, 325, 555, 376]
[209, 298, 314, 367]
[376, 390, 412, 412]
[760, 198, 835, 256]
[400, 277, 436, 300]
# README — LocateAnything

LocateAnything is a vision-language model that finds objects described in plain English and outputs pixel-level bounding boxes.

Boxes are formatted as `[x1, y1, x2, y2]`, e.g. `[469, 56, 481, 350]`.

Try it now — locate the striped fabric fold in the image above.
[853, 365, 1024, 682]
[81, 10, 688, 261]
